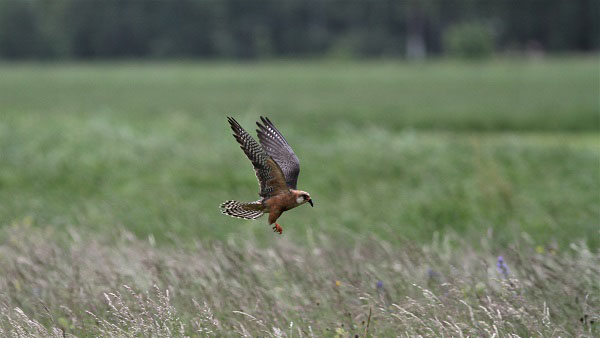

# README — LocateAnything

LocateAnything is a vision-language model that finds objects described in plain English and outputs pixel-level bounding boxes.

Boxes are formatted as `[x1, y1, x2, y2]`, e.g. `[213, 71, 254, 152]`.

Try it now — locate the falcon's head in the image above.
[295, 191, 313, 207]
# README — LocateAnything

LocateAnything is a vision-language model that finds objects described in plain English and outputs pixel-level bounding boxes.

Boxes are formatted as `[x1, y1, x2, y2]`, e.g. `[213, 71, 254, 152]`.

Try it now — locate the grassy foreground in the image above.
[0, 224, 598, 337]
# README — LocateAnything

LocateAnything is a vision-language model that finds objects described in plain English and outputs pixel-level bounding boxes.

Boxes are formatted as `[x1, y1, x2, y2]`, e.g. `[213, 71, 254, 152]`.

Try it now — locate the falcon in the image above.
[220, 116, 313, 234]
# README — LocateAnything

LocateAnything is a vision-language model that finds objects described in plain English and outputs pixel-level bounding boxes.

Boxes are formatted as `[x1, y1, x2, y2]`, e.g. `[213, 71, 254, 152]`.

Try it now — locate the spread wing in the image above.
[256, 116, 300, 189]
[228, 117, 289, 198]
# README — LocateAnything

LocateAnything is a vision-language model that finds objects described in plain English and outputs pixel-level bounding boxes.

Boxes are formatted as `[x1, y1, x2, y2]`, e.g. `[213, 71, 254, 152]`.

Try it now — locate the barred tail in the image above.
[220, 200, 264, 220]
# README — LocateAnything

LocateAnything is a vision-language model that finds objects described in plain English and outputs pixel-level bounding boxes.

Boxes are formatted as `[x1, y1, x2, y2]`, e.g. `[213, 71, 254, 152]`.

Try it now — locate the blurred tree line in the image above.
[0, 0, 597, 60]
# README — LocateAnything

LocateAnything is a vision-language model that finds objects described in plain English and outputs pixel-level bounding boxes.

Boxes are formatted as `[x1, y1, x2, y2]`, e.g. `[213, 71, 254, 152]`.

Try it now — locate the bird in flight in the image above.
[220, 116, 313, 234]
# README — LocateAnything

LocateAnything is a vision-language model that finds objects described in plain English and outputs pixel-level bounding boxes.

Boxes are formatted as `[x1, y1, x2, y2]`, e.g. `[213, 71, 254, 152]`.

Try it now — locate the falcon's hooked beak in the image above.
[308, 198, 313, 207]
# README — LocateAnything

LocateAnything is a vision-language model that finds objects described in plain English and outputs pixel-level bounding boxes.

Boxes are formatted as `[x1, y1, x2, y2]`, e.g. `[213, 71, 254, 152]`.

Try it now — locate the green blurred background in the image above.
[0, 0, 598, 248]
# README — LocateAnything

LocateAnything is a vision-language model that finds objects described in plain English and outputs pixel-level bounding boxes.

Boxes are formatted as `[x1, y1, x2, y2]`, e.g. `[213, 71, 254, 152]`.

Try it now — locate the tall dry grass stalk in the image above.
[0, 223, 597, 337]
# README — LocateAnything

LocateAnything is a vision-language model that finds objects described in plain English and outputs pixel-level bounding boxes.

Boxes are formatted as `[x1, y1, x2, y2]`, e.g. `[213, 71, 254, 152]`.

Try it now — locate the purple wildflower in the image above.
[376, 280, 384, 290]
[497, 256, 510, 278]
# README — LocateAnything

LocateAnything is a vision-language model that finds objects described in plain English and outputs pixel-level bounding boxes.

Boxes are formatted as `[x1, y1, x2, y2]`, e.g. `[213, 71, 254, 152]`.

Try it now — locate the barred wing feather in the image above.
[228, 117, 288, 198]
[256, 116, 301, 189]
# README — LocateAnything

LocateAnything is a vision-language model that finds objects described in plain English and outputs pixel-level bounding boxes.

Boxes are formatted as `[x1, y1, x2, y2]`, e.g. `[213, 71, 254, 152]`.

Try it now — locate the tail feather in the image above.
[220, 200, 264, 220]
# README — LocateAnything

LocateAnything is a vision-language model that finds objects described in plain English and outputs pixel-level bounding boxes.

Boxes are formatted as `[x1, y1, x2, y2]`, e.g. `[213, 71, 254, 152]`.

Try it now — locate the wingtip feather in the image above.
[228, 116, 241, 129]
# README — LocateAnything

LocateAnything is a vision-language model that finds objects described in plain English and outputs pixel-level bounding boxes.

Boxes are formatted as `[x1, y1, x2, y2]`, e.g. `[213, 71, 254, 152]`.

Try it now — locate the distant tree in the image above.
[0, 0, 46, 58]
[0, 0, 596, 60]
[444, 22, 494, 59]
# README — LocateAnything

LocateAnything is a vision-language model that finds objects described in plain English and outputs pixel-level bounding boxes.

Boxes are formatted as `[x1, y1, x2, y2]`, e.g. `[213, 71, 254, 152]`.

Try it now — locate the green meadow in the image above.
[1, 57, 598, 247]
[0, 57, 598, 336]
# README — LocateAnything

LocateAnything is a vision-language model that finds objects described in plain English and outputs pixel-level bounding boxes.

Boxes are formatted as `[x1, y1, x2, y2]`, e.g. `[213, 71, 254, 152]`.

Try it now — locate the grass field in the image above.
[0, 224, 598, 336]
[0, 56, 598, 336]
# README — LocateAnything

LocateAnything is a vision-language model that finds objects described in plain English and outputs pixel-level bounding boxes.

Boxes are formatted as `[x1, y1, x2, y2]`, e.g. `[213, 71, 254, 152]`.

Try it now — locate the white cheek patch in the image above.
[296, 197, 304, 204]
